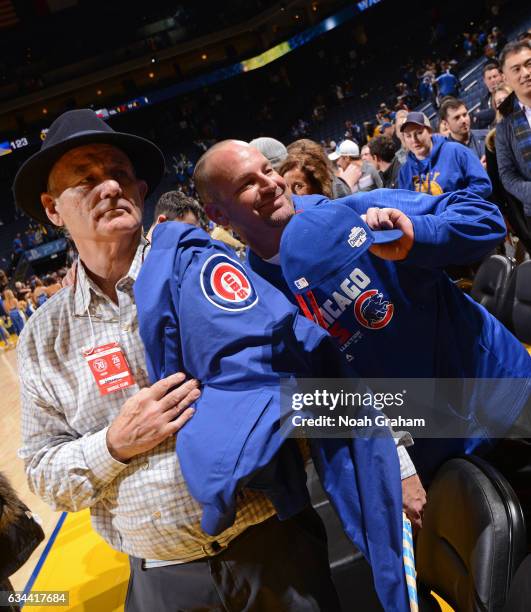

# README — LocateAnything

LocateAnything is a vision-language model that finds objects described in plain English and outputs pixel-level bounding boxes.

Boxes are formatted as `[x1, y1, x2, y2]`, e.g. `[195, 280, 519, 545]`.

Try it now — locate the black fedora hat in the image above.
[13, 109, 166, 225]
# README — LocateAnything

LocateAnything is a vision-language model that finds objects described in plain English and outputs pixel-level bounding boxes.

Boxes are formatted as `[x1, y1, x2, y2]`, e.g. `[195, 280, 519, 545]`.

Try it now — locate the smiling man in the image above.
[496, 39, 531, 218]
[194, 140, 531, 485]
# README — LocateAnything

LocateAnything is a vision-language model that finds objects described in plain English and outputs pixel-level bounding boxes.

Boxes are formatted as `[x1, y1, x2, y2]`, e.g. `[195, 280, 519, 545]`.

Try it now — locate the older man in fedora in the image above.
[14, 110, 341, 611]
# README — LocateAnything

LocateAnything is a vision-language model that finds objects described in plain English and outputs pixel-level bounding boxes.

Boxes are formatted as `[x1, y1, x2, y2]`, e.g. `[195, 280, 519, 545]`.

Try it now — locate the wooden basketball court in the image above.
[0, 345, 130, 610]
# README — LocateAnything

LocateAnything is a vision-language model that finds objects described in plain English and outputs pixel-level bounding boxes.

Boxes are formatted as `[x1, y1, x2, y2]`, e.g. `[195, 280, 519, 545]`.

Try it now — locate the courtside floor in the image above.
[25, 509, 453, 611]
[23, 510, 128, 611]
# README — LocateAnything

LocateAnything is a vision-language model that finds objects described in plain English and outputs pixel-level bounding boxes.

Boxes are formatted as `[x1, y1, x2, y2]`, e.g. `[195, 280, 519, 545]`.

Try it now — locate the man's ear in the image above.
[204, 203, 230, 227]
[137, 180, 148, 200]
[156, 214, 168, 225]
[40, 193, 64, 227]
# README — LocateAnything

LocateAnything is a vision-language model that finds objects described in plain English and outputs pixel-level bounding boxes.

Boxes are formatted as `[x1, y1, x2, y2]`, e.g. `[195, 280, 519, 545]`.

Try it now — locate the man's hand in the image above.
[402, 474, 427, 533]
[339, 163, 363, 190]
[107, 372, 199, 462]
[362, 207, 414, 261]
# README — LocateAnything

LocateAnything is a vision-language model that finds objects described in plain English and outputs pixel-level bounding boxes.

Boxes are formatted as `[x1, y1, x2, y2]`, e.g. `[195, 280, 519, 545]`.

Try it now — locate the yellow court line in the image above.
[28, 510, 128, 612]
[432, 592, 454, 611]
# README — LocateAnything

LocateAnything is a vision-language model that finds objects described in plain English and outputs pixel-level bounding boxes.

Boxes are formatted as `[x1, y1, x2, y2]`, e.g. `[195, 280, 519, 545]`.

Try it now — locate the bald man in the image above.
[194, 140, 426, 522]
[194, 139, 531, 490]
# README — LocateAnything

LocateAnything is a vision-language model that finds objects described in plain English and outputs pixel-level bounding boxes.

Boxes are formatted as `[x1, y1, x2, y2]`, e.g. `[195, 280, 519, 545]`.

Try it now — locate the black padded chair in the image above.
[512, 260, 531, 344]
[416, 456, 528, 612]
[503, 554, 531, 611]
[470, 255, 515, 320]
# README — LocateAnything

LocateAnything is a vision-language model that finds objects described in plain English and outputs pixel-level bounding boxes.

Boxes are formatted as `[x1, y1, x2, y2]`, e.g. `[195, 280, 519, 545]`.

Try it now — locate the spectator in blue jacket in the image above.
[397, 111, 492, 197]
[496, 39, 531, 219]
[435, 67, 460, 104]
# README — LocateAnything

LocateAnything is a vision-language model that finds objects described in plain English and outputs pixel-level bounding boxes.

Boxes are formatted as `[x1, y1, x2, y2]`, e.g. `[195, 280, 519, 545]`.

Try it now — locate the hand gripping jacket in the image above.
[134, 222, 410, 612]
[278, 190, 531, 480]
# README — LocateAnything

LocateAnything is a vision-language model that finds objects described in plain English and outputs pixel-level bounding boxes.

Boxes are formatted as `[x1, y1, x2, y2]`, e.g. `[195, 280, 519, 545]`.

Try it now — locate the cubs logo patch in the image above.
[354, 289, 394, 330]
[200, 254, 258, 311]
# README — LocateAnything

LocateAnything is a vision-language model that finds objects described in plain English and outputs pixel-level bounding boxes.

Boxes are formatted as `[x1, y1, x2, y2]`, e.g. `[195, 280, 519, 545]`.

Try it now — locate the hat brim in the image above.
[328, 151, 341, 161]
[13, 130, 166, 225]
[372, 229, 404, 244]
[400, 121, 432, 133]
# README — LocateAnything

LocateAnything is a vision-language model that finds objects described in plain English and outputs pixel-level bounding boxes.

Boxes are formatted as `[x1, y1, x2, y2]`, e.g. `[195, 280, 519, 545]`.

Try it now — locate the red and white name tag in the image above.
[84, 342, 135, 395]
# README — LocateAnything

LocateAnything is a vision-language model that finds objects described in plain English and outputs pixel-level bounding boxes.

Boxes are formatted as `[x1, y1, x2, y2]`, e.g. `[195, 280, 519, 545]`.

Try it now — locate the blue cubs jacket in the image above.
[134, 221, 409, 611]
[275, 190, 531, 480]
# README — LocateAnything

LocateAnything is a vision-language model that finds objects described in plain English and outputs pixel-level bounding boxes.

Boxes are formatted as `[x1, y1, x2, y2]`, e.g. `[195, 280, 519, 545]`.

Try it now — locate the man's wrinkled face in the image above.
[503, 48, 531, 99]
[445, 105, 471, 139]
[41, 144, 147, 245]
[484, 68, 503, 93]
[204, 144, 294, 243]
[402, 125, 433, 160]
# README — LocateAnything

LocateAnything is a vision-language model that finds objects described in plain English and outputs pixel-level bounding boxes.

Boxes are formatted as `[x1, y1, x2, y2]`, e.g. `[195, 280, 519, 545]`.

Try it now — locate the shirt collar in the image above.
[73, 237, 146, 315]
[264, 252, 281, 265]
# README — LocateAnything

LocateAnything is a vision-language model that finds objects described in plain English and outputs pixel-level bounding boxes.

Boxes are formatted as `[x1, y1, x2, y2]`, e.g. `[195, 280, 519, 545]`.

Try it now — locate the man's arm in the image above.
[496, 123, 531, 216]
[342, 189, 505, 268]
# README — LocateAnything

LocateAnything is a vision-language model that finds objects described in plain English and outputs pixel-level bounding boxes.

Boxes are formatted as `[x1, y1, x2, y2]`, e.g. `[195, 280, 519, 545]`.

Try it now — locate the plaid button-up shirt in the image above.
[18, 241, 275, 561]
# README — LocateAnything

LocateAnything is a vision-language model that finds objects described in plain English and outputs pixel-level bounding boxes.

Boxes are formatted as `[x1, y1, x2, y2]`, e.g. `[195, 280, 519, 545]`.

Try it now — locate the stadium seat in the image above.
[470, 254, 514, 319]
[503, 554, 531, 611]
[416, 456, 528, 612]
[512, 261, 531, 344]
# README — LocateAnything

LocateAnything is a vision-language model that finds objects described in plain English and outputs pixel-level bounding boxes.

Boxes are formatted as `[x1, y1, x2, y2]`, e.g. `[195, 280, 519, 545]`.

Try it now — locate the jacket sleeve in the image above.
[177, 252, 326, 387]
[338, 189, 506, 268]
[459, 146, 492, 199]
[496, 121, 531, 216]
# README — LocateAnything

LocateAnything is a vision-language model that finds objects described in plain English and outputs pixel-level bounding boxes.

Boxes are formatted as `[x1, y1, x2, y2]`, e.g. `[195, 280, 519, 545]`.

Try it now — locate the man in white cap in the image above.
[328, 139, 383, 192]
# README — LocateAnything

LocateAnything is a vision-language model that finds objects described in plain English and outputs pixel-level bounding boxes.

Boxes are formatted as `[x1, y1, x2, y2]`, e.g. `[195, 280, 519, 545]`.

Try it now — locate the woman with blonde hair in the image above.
[492, 83, 513, 125]
[484, 84, 513, 189]
[2, 289, 24, 336]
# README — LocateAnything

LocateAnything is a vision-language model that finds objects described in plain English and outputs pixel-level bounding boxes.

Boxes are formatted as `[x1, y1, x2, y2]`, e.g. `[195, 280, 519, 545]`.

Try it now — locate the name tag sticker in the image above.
[84, 342, 135, 395]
